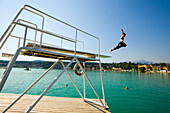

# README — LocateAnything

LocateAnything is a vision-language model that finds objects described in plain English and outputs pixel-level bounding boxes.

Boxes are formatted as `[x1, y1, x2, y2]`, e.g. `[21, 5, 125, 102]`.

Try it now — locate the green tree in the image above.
[160, 63, 166, 67]
[124, 64, 132, 70]
[139, 67, 146, 72]
[166, 64, 170, 71]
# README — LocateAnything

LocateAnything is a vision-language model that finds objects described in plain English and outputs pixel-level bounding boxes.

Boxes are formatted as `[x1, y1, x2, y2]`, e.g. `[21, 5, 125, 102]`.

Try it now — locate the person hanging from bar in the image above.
[110, 29, 127, 52]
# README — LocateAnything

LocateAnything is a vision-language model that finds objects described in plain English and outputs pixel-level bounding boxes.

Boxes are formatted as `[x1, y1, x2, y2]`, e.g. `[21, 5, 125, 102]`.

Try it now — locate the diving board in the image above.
[22, 42, 111, 60]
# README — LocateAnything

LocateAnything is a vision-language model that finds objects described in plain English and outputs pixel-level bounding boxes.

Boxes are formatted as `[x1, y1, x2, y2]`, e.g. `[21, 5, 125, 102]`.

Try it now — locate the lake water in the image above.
[0, 68, 169, 113]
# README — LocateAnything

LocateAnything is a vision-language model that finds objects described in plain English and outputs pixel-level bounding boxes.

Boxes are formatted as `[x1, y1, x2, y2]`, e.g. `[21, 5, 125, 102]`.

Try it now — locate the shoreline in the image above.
[1, 67, 169, 73]
[102, 69, 170, 73]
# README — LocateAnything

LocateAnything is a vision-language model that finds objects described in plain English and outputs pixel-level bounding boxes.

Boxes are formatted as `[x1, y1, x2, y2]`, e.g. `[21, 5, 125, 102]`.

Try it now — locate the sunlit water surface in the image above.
[0, 68, 169, 113]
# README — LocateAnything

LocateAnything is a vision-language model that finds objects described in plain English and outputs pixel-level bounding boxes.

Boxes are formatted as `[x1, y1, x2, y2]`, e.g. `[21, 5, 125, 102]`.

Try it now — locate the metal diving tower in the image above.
[0, 5, 110, 112]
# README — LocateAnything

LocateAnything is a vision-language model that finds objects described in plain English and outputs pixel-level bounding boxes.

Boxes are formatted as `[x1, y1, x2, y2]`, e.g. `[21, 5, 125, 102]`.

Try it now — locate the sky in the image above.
[0, 0, 169, 63]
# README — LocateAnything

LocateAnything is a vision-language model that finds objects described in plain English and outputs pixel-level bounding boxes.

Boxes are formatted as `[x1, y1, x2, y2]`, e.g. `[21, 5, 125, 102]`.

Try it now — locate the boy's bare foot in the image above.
[110, 48, 115, 53]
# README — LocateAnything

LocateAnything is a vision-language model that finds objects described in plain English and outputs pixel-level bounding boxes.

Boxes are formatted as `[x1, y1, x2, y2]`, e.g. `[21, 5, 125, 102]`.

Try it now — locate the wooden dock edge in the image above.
[0, 93, 110, 113]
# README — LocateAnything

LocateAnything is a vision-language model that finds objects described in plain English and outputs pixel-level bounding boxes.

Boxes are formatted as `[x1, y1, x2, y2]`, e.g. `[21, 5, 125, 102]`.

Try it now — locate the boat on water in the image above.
[25, 67, 30, 71]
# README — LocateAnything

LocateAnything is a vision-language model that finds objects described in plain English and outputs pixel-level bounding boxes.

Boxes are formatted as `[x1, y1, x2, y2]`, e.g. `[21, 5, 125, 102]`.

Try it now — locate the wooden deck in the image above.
[0, 93, 110, 113]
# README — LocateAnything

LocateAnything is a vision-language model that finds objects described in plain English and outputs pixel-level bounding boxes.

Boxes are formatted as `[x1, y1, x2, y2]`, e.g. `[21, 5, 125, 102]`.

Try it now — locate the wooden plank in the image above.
[0, 93, 110, 113]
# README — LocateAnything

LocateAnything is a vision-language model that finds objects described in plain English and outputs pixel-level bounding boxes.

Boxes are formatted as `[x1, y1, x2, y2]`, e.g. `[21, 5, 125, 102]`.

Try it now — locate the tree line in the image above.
[0, 60, 169, 71]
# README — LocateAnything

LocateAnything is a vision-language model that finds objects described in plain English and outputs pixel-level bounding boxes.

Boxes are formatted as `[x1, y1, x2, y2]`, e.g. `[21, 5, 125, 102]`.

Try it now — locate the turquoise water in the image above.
[0, 68, 169, 113]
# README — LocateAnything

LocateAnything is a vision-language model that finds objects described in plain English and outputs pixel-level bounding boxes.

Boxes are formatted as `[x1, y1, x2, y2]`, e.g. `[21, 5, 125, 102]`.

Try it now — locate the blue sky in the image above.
[0, 0, 169, 63]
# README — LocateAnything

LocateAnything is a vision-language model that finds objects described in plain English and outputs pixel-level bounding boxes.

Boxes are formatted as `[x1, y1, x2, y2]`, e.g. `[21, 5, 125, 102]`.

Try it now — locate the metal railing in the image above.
[9, 20, 84, 50]
[0, 4, 99, 58]
[0, 5, 44, 49]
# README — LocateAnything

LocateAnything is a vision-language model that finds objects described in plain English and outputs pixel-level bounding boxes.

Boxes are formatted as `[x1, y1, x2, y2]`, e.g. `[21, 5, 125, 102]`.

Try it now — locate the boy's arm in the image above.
[121, 29, 126, 38]
[121, 29, 124, 34]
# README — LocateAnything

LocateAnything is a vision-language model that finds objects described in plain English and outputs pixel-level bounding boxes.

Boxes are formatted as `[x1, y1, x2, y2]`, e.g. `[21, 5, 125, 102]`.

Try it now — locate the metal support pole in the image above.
[60, 60, 84, 100]
[2, 60, 59, 113]
[83, 62, 86, 98]
[74, 29, 77, 56]
[33, 28, 37, 48]
[39, 17, 44, 49]
[98, 39, 100, 58]
[75, 58, 104, 107]
[26, 58, 75, 113]
[2, 56, 14, 76]
[18, 36, 21, 48]
[99, 60, 106, 108]
[0, 48, 22, 92]
[23, 27, 28, 47]
[61, 39, 63, 48]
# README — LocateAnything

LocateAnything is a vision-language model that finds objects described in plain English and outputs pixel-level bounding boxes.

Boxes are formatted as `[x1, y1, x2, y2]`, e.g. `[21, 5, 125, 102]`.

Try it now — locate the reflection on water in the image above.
[137, 71, 170, 83]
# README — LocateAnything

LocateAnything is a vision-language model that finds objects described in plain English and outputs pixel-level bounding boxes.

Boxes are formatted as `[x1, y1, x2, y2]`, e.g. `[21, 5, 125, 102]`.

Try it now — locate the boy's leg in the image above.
[122, 42, 127, 47]
[110, 42, 122, 52]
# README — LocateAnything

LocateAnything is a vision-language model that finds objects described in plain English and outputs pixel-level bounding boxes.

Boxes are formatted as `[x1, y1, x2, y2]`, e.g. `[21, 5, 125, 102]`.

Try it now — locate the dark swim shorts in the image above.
[115, 41, 127, 49]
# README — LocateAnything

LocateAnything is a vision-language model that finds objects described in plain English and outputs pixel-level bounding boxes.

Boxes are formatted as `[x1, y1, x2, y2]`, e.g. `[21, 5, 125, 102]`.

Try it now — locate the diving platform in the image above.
[19, 42, 109, 61]
[0, 4, 110, 112]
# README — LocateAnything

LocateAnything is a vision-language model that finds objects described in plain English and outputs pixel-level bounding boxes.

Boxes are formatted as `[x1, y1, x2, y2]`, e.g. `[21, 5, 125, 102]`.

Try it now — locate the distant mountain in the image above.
[33, 60, 45, 62]
[132, 59, 153, 64]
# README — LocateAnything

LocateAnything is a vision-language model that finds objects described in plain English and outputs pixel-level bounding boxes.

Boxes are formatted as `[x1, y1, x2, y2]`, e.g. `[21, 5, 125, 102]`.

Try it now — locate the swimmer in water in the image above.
[110, 29, 127, 52]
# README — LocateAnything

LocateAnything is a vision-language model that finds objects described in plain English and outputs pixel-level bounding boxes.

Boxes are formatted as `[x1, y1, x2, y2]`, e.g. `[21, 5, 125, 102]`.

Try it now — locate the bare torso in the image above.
[120, 33, 126, 41]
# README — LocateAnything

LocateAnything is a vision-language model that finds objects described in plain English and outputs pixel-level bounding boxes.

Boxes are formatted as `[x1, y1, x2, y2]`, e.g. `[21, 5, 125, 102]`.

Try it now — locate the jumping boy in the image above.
[110, 29, 127, 52]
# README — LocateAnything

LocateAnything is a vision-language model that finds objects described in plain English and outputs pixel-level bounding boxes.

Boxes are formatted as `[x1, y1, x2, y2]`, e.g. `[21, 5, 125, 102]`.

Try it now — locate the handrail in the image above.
[0, 5, 45, 49]
[23, 8, 44, 48]
[0, 19, 38, 49]
[18, 19, 37, 27]
[1, 20, 84, 51]
[24, 4, 99, 40]
[24, 4, 98, 55]
[13, 22, 76, 43]
[13, 21, 84, 49]
[17, 19, 38, 48]
[10, 35, 63, 48]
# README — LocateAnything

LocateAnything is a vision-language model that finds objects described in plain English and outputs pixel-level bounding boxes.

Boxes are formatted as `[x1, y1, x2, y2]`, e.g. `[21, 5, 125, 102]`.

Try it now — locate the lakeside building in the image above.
[152, 66, 168, 71]
[138, 65, 152, 71]
[138, 65, 168, 72]
[112, 67, 122, 71]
